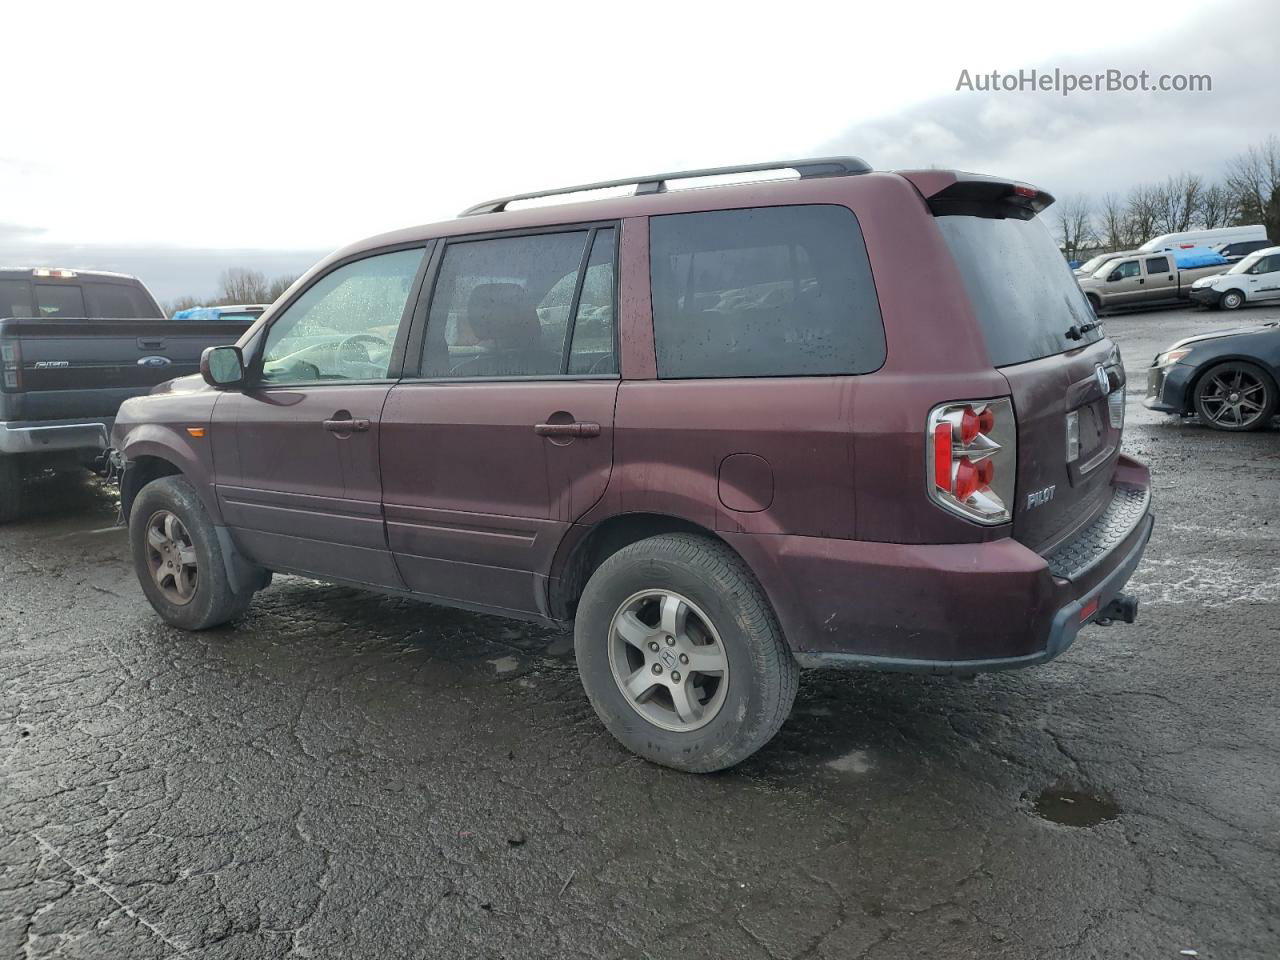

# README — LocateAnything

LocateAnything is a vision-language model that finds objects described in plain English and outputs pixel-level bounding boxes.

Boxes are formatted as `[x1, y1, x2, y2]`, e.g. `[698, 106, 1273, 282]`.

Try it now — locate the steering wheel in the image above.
[336, 333, 390, 365]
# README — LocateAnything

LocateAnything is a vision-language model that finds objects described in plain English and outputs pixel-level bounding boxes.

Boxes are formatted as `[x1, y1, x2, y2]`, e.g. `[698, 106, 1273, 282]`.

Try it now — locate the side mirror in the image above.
[200, 345, 245, 389]
[1107, 270, 1122, 282]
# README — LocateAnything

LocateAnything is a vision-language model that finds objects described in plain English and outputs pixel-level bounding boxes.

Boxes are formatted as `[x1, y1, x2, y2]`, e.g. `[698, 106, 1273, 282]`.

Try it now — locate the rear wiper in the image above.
[1065, 320, 1101, 341]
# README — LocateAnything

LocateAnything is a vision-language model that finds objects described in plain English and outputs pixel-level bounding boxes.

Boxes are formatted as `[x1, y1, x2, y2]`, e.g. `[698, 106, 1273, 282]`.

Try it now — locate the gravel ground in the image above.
[1, 304, 1277, 960]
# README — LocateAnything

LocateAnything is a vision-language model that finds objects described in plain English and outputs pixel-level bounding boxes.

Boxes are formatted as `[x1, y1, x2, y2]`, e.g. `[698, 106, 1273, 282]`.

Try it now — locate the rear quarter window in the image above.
[649, 205, 885, 378]
[0, 280, 34, 318]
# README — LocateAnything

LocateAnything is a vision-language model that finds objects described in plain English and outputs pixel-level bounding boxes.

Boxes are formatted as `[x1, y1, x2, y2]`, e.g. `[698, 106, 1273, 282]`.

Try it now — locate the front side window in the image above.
[260, 248, 424, 384]
[649, 205, 885, 379]
[34, 284, 86, 317]
[84, 283, 163, 319]
[1113, 260, 1141, 280]
[421, 227, 617, 378]
[1252, 255, 1278, 274]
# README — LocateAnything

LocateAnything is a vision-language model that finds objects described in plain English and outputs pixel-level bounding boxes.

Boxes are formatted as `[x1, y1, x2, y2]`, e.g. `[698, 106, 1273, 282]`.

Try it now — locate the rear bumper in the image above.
[0, 417, 114, 455]
[726, 456, 1154, 673]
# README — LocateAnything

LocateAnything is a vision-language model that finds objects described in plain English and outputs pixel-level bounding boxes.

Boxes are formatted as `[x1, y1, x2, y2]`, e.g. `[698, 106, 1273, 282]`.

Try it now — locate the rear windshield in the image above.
[935, 213, 1101, 367]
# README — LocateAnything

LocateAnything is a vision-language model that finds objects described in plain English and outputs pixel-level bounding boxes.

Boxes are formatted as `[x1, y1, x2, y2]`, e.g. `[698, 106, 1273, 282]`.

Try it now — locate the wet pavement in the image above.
[2, 305, 1278, 959]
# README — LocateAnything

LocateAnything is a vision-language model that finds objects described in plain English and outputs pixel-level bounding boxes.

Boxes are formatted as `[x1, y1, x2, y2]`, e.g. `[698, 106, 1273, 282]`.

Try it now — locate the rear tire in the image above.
[1220, 289, 1245, 311]
[1193, 361, 1277, 432]
[573, 533, 798, 773]
[0, 455, 23, 524]
[129, 475, 256, 629]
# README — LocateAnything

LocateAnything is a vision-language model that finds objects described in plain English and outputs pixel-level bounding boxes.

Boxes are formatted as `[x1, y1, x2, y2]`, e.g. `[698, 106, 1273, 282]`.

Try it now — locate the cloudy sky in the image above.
[3, 0, 1275, 302]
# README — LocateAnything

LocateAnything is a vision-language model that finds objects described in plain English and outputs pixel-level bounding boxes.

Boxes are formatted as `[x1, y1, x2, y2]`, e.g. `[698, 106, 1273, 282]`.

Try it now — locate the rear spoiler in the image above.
[899, 170, 1055, 216]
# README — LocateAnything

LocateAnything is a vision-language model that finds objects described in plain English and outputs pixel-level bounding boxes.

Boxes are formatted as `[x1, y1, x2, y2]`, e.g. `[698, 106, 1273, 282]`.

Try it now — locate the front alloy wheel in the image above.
[1194, 362, 1277, 431]
[144, 509, 199, 605]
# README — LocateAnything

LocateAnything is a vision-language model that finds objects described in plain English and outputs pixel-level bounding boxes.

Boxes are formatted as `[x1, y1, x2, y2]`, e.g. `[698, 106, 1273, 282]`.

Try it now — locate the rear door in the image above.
[212, 246, 427, 586]
[1141, 254, 1175, 300]
[934, 209, 1123, 552]
[380, 225, 619, 615]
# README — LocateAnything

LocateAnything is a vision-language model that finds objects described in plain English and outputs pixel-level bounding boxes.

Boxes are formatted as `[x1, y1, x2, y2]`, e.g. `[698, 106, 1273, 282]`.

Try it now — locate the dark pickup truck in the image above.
[0, 267, 253, 521]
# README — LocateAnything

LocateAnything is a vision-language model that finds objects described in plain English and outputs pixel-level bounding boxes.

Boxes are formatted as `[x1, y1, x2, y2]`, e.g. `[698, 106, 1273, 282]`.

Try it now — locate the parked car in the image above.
[1212, 238, 1274, 263]
[1073, 249, 1140, 278]
[1189, 246, 1280, 311]
[172, 304, 269, 322]
[110, 158, 1153, 772]
[1137, 224, 1269, 254]
[0, 267, 254, 522]
[1146, 321, 1279, 430]
[1078, 249, 1228, 313]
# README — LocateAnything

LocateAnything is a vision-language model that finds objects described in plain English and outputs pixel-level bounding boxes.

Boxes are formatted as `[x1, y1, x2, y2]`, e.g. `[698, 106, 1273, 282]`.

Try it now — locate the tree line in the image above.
[1056, 135, 1280, 261]
[164, 268, 298, 317]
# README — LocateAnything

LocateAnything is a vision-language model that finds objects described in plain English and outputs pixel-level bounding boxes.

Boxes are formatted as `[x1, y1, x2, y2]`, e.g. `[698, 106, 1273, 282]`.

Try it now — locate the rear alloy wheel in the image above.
[1220, 289, 1245, 311]
[574, 533, 798, 772]
[1193, 361, 1277, 431]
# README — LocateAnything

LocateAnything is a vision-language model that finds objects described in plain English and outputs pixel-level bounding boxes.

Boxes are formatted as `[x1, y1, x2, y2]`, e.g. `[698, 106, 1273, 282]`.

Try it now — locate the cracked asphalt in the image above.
[2, 305, 1278, 960]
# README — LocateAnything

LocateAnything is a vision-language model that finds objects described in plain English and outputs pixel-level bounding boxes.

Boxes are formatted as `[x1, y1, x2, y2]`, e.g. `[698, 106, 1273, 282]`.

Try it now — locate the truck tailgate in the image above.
[0, 318, 250, 420]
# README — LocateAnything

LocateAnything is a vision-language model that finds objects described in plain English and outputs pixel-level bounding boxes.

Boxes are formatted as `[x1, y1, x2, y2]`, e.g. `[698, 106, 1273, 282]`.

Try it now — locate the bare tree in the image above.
[1055, 194, 1096, 260]
[1199, 183, 1232, 229]
[163, 296, 201, 318]
[217, 267, 270, 305]
[1225, 135, 1280, 239]
[1125, 183, 1161, 247]
[1098, 193, 1134, 250]
[266, 275, 299, 303]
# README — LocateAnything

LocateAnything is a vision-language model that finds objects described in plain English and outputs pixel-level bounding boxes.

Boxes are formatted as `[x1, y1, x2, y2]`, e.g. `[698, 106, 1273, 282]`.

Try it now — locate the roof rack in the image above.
[459, 156, 872, 216]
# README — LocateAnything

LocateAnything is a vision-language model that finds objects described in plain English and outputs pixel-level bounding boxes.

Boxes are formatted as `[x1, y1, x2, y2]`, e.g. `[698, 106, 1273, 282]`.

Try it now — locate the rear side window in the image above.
[0, 280, 34, 318]
[649, 205, 885, 379]
[935, 213, 1101, 367]
[1145, 256, 1170, 274]
[421, 227, 617, 379]
[34, 284, 86, 317]
[84, 282, 163, 318]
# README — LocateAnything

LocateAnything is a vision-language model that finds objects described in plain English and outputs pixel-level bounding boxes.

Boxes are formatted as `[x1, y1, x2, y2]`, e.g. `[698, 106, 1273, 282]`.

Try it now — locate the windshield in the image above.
[935, 212, 1102, 367]
[1078, 252, 1123, 274]
[1227, 251, 1267, 275]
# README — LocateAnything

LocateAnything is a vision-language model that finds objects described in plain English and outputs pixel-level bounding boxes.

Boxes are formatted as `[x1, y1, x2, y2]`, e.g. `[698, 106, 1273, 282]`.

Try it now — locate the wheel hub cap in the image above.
[608, 590, 730, 733]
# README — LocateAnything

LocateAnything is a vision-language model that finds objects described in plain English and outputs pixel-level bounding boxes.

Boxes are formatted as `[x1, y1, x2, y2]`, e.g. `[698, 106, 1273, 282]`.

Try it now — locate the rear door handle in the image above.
[323, 418, 370, 433]
[534, 422, 601, 438]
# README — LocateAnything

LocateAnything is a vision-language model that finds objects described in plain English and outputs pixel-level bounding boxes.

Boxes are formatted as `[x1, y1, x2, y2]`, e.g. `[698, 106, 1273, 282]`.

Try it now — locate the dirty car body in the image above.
[111, 158, 1154, 770]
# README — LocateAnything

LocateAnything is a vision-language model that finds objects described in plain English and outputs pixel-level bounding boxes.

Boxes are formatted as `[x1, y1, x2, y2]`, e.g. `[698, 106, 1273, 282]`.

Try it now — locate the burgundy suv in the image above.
[111, 158, 1153, 772]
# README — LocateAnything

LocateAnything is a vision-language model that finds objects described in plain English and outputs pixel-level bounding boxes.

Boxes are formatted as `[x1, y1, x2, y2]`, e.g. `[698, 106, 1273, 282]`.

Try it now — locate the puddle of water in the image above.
[1031, 786, 1121, 827]
[826, 749, 874, 775]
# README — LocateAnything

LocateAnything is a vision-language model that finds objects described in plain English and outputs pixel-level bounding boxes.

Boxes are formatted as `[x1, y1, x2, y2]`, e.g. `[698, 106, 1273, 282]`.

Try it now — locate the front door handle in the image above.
[535, 422, 601, 438]
[323, 418, 370, 433]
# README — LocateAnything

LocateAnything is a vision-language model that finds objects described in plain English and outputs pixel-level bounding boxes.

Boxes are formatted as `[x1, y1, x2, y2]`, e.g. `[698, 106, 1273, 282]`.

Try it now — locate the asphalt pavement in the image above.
[1, 304, 1277, 960]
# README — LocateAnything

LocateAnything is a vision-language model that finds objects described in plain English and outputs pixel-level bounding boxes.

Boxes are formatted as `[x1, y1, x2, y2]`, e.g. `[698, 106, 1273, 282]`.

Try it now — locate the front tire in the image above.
[1193, 361, 1277, 431]
[129, 475, 256, 629]
[1220, 289, 1245, 311]
[574, 533, 798, 772]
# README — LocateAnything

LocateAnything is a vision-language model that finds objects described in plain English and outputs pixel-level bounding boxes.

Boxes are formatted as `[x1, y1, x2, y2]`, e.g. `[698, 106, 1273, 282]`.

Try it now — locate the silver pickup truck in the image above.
[1078, 252, 1227, 314]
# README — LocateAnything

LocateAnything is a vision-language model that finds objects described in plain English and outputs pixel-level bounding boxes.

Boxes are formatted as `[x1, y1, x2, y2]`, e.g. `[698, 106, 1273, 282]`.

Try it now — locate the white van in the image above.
[1137, 225, 1269, 253]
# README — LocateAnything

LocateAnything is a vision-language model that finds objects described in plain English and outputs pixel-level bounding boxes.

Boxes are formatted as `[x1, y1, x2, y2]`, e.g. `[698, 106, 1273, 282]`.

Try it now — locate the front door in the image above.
[1247, 253, 1280, 300]
[381, 226, 619, 615]
[213, 246, 428, 586]
[1104, 258, 1146, 306]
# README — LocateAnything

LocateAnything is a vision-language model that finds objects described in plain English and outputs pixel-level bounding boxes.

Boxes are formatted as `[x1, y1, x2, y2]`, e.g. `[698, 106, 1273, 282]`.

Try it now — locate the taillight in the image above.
[1, 340, 20, 392]
[926, 398, 1016, 524]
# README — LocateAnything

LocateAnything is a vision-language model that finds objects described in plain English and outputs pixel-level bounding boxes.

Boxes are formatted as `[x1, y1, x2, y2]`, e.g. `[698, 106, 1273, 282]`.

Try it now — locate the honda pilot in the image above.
[110, 158, 1154, 772]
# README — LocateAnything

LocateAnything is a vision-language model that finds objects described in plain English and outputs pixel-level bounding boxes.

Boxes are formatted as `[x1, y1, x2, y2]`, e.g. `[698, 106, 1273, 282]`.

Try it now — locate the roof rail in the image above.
[459, 156, 872, 216]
